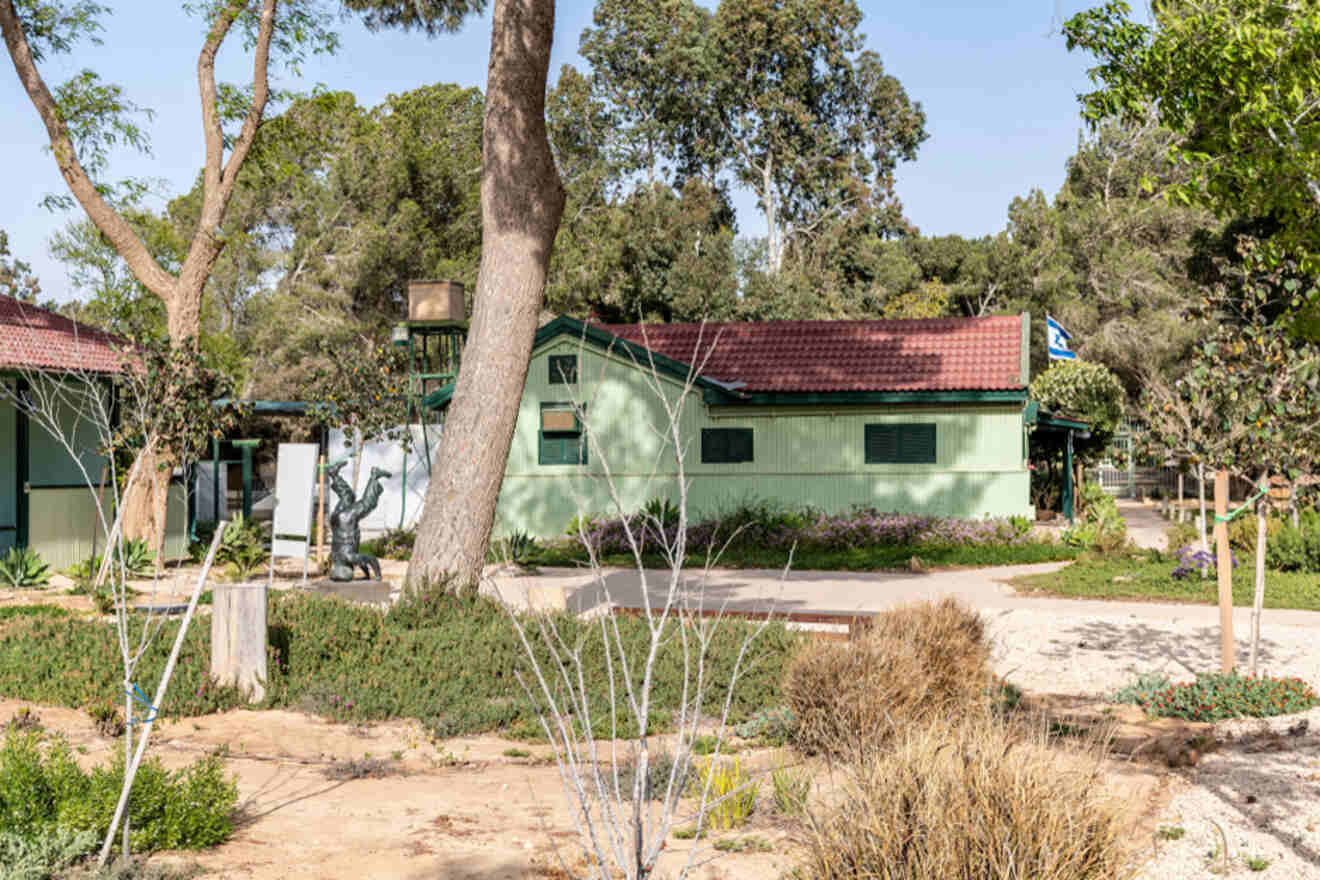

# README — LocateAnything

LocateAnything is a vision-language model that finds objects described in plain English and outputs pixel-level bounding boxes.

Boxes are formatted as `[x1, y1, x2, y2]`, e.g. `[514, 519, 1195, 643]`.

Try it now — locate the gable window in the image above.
[539, 402, 587, 465]
[548, 354, 578, 384]
[864, 423, 936, 464]
[701, 427, 754, 464]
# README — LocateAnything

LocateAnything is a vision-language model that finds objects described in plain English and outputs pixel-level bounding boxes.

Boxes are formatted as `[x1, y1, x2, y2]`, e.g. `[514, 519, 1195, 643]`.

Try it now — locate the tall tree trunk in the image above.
[407, 0, 565, 589]
[120, 285, 204, 552]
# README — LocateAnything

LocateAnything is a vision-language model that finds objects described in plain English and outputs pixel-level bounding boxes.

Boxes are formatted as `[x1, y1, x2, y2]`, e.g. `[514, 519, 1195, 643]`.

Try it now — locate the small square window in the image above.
[701, 428, 754, 463]
[549, 354, 577, 384]
[865, 423, 936, 464]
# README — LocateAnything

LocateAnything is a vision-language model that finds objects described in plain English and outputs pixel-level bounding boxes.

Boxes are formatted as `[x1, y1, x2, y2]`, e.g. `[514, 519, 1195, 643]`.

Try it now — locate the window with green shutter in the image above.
[548, 354, 577, 384]
[864, 423, 936, 464]
[539, 403, 587, 465]
[701, 427, 754, 463]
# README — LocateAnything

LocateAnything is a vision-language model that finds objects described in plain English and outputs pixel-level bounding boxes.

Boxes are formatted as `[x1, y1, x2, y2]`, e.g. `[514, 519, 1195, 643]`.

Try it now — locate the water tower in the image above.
[392, 280, 468, 488]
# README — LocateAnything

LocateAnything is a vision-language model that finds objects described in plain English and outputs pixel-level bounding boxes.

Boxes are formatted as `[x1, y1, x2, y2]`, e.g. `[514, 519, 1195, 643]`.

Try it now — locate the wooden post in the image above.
[1214, 469, 1234, 674]
[316, 454, 327, 566]
[211, 583, 268, 702]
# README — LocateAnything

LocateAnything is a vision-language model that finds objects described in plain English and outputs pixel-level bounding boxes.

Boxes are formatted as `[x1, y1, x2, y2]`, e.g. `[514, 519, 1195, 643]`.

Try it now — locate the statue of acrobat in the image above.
[325, 460, 392, 581]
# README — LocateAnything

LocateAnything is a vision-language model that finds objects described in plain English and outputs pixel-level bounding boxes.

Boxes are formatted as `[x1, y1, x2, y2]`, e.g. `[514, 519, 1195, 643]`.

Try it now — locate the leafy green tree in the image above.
[0, 229, 40, 302]
[703, 0, 926, 275]
[1065, 0, 1320, 269]
[546, 180, 739, 322]
[999, 119, 1214, 393]
[559, 0, 926, 288]
[1028, 360, 1125, 462]
[1, 0, 476, 549]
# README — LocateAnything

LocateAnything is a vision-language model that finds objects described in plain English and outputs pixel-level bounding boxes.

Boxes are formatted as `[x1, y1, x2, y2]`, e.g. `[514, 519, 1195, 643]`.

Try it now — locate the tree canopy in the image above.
[1065, 0, 1320, 270]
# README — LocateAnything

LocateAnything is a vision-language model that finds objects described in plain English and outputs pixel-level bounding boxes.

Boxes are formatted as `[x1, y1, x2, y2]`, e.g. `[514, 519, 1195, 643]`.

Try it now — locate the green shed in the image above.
[0, 296, 186, 568]
[428, 312, 1040, 538]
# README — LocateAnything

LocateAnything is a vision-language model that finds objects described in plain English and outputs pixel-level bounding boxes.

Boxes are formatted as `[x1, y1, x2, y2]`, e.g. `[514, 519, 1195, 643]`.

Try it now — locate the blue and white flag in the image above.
[1046, 314, 1076, 361]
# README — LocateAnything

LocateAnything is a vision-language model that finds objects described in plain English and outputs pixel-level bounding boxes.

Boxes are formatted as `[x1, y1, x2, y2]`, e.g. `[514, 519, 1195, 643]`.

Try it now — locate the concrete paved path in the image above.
[487, 562, 1320, 631]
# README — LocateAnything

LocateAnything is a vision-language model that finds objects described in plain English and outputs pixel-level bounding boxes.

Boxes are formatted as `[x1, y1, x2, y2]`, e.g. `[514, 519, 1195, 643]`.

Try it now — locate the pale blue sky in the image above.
[0, 0, 1100, 303]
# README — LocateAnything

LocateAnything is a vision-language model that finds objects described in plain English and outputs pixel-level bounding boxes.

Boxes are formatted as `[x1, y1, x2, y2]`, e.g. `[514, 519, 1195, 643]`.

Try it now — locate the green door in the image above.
[0, 391, 16, 553]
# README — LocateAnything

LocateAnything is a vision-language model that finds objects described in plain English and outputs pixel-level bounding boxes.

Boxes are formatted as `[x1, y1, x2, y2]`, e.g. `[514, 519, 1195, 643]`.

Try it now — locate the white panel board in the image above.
[325, 425, 435, 532]
[272, 443, 318, 538]
[272, 537, 309, 559]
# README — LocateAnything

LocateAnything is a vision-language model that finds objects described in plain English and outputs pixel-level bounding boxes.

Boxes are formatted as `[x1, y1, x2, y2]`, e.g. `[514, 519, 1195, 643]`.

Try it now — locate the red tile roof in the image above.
[599, 315, 1025, 393]
[0, 295, 127, 374]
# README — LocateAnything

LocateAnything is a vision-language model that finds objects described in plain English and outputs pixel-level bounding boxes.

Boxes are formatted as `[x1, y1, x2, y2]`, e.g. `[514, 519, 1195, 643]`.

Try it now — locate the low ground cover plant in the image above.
[1061, 484, 1128, 553]
[1111, 670, 1318, 723]
[0, 729, 238, 854]
[1013, 550, 1320, 610]
[0, 589, 799, 739]
[785, 597, 992, 759]
[533, 499, 1075, 570]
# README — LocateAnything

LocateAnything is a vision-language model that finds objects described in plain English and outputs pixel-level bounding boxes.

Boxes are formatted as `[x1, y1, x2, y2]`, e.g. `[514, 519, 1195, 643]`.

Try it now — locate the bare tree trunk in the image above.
[1249, 473, 1268, 677]
[1198, 461, 1209, 578]
[407, 0, 565, 589]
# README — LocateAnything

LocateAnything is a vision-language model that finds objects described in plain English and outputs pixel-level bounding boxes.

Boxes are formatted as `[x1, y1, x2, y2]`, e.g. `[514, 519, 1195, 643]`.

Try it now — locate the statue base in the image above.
[308, 578, 392, 606]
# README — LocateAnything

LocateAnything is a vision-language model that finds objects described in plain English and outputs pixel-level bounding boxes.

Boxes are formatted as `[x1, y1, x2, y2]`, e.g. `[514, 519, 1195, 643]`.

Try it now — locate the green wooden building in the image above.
[0, 296, 186, 569]
[428, 312, 1042, 538]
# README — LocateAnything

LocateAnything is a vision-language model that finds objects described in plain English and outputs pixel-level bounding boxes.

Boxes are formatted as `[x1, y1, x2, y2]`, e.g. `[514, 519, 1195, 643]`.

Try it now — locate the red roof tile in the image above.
[599, 315, 1025, 393]
[0, 295, 127, 374]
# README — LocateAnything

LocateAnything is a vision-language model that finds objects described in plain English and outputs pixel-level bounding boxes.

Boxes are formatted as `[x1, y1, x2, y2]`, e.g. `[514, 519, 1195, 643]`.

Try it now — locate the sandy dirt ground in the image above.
[0, 694, 1178, 880]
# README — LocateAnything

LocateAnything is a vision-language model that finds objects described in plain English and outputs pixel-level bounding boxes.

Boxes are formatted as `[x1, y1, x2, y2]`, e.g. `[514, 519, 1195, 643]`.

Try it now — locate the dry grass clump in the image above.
[785, 598, 991, 758]
[798, 715, 1134, 880]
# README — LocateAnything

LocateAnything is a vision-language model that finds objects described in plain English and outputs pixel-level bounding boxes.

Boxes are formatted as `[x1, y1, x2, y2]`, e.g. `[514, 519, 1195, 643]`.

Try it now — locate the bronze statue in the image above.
[325, 460, 392, 581]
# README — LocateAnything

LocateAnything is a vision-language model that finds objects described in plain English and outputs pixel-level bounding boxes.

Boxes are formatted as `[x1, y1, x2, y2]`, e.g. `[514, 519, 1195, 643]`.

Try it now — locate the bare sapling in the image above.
[1249, 473, 1269, 678]
[500, 325, 785, 879]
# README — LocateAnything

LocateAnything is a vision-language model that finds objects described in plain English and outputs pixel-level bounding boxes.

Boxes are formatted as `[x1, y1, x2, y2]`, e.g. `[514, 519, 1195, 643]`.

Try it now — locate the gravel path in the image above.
[987, 608, 1320, 879]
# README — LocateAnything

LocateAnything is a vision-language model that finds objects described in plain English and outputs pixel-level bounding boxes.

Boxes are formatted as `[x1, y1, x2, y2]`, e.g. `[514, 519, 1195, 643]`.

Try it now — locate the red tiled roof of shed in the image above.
[0, 295, 127, 374]
[599, 315, 1025, 393]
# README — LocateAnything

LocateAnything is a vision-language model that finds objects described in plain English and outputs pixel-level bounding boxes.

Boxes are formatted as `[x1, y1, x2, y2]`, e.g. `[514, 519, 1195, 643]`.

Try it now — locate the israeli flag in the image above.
[1046, 314, 1076, 361]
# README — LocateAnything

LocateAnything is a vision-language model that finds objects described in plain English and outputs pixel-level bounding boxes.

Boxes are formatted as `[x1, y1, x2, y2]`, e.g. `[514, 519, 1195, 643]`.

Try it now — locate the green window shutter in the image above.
[865, 423, 936, 464]
[548, 354, 577, 384]
[701, 428, 753, 463]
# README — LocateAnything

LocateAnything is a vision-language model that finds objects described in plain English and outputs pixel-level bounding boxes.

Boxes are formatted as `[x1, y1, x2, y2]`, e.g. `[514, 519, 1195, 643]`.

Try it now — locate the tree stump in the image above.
[211, 583, 268, 702]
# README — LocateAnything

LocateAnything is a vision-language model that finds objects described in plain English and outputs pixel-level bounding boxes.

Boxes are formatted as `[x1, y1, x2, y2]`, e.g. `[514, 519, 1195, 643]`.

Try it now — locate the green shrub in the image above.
[360, 527, 415, 561]
[0, 549, 51, 589]
[1228, 514, 1284, 553]
[1118, 670, 1318, 722]
[1266, 511, 1320, 573]
[734, 706, 796, 746]
[1164, 520, 1201, 553]
[643, 497, 680, 526]
[1108, 671, 1172, 708]
[0, 731, 237, 853]
[488, 531, 538, 566]
[1062, 485, 1127, 553]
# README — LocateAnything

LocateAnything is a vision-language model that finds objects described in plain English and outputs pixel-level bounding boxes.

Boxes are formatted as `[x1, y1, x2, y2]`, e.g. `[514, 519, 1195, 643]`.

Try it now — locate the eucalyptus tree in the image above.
[0, 229, 40, 302]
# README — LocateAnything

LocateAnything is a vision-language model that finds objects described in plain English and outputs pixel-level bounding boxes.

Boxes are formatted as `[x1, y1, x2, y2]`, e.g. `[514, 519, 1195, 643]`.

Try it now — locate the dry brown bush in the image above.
[785, 598, 991, 758]
[798, 715, 1135, 880]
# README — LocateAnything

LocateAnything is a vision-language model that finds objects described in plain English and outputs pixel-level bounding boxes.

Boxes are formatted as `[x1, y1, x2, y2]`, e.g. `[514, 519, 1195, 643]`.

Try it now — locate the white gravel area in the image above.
[988, 607, 1320, 879]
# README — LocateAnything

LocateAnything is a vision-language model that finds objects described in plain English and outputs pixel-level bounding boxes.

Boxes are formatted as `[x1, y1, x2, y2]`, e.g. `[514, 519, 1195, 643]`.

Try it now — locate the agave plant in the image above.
[0, 547, 52, 588]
